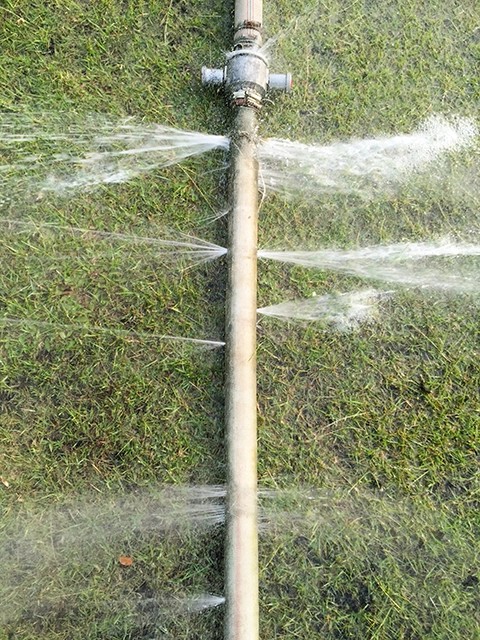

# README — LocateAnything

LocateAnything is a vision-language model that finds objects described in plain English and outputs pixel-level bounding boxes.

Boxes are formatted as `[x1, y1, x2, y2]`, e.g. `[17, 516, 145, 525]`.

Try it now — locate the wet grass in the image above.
[1, 0, 479, 638]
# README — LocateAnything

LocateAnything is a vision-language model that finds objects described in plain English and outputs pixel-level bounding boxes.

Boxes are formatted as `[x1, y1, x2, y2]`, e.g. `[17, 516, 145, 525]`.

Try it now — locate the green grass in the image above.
[1, 0, 479, 638]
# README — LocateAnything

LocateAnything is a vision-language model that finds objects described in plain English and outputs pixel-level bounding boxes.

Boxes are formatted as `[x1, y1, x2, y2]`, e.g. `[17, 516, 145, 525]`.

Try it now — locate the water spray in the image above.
[202, 3, 291, 639]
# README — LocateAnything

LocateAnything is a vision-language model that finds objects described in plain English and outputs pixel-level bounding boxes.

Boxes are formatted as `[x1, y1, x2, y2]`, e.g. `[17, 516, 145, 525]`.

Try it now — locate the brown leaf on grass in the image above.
[118, 555, 133, 567]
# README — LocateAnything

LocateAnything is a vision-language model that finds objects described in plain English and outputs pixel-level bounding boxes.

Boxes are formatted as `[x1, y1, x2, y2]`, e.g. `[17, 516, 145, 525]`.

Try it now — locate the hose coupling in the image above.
[202, 49, 292, 109]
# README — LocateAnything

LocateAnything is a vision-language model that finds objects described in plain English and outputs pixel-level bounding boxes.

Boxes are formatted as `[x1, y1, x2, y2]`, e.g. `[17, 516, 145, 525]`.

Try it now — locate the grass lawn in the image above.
[0, 1, 479, 638]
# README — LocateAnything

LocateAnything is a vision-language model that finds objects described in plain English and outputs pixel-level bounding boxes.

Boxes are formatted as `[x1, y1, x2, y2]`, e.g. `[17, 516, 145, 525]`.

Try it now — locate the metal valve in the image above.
[202, 48, 292, 109]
